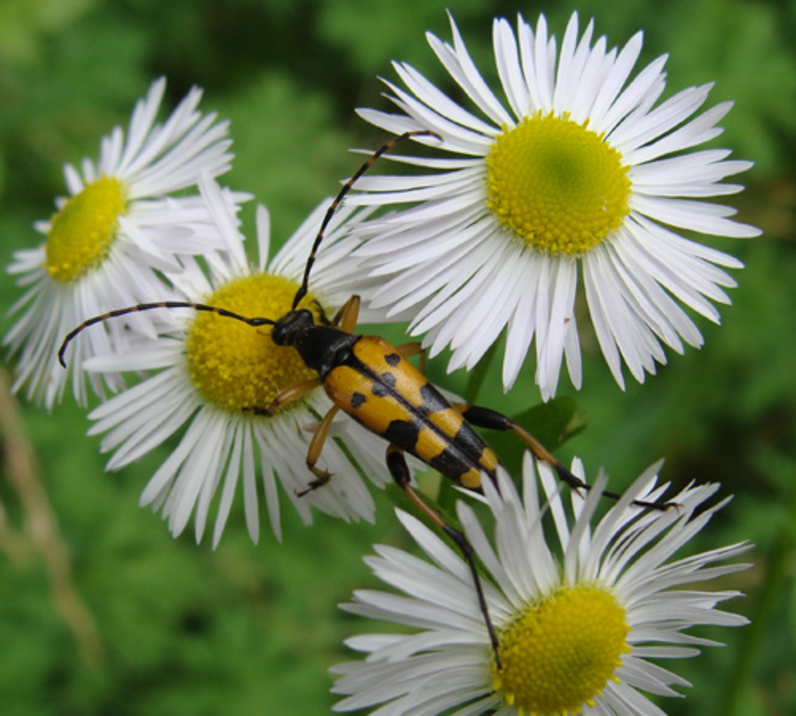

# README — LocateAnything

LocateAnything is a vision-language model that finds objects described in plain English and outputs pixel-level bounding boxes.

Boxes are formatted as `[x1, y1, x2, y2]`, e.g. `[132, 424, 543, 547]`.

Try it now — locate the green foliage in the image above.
[217, 71, 357, 241]
[1, 0, 794, 714]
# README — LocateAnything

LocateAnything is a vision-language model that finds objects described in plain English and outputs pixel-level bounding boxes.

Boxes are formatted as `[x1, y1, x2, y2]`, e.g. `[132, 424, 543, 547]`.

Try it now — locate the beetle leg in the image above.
[385, 444, 502, 668]
[296, 405, 341, 496]
[331, 295, 361, 333]
[247, 377, 322, 416]
[455, 405, 674, 511]
[312, 299, 333, 326]
[313, 294, 360, 330]
[396, 341, 426, 374]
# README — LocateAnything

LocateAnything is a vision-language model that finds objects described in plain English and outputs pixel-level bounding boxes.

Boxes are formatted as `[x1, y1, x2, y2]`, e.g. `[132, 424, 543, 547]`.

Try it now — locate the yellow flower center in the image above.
[185, 274, 319, 415]
[493, 585, 630, 715]
[45, 175, 127, 283]
[485, 112, 631, 256]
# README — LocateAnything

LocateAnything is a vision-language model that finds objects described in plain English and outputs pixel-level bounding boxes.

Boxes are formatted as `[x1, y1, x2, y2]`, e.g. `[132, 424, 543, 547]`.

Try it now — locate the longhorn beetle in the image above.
[59, 130, 672, 666]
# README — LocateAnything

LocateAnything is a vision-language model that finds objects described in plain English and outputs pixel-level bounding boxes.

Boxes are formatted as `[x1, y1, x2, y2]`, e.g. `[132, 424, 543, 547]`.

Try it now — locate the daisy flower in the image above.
[81, 177, 394, 546]
[3, 77, 240, 409]
[332, 453, 750, 715]
[352, 12, 761, 399]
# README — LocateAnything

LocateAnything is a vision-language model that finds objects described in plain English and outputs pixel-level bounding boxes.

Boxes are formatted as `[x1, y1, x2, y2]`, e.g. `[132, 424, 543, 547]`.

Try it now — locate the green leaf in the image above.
[512, 396, 588, 447]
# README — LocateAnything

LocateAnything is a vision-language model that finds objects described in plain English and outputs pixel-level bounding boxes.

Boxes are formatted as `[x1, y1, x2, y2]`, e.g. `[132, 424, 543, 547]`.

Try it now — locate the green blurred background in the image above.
[0, 0, 794, 714]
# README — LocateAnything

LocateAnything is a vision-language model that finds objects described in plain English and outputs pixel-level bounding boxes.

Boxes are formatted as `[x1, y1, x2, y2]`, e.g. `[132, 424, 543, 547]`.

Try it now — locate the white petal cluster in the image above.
[5, 78, 243, 408]
[333, 453, 750, 715]
[352, 12, 760, 398]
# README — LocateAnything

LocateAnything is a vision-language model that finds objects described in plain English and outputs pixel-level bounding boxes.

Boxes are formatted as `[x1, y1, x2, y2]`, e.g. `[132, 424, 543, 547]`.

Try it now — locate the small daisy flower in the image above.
[352, 12, 761, 399]
[82, 178, 393, 546]
[332, 453, 750, 715]
[3, 77, 240, 408]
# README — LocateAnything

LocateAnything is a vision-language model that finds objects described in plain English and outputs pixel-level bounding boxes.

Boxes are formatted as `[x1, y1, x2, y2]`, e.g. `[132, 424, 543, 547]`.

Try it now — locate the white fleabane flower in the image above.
[3, 77, 241, 408]
[82, 179, 392, 547]
[352, 12, 761, 399]
[332, 453, 750, 715]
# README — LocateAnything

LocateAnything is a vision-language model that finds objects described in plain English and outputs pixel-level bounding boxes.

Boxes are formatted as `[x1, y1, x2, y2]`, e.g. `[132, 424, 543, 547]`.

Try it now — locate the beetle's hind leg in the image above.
[456, 404, 675, 511]
[385, 444, 502, 668]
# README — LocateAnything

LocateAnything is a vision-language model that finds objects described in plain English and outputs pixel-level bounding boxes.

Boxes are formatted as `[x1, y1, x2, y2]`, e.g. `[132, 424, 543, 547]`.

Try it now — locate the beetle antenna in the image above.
[58, 301, 275, 368]
[291, 129, 442, 310]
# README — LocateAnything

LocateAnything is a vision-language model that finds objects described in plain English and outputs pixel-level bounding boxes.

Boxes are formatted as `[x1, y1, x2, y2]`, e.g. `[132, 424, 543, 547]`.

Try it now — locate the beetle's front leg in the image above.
[247, 377, 322, 417]
[327, 294, 360, 334]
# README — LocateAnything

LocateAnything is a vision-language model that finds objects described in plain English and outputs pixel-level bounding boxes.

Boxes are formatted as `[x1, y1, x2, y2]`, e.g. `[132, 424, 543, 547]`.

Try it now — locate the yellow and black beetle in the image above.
[59, 131, 670, 663]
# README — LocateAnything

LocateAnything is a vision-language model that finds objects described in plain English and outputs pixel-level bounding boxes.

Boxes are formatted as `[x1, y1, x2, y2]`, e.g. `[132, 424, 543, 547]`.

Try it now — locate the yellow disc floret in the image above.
[485, 112, 631, 256]
[45, 175, 127, 283]
[185, 274, 319, 415]
[493, 584, 630, 715]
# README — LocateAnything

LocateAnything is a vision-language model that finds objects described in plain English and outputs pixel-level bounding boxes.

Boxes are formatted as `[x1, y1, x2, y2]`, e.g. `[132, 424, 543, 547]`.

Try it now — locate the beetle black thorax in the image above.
[270, 309, 357, 378]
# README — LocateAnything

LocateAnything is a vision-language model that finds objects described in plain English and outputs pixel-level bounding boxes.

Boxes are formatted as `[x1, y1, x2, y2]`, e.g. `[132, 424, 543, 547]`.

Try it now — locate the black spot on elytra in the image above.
[429, 444, 470, 481]
[418, 381, 450, 416]
[419, 383, 437, 406]
[371, 382, 389, 397]
[454, 422, 487, 456]
[351, 392, 367, 408]
[385, 353, 401, 366]
[381, 371, 396, 388]
[383, 419, 420, 450]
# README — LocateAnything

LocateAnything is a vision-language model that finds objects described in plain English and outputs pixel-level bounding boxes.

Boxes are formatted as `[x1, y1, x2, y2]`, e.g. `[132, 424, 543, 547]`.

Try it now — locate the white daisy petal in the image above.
[393, 63, 497, 137]
[494, 18, 530, 120]
[598, 54, 668, 137]
[589, 31, 644, 128]
[431, 15, 513, 128]
[623, 100, 733, 164]
[211, 422, 245, 547]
